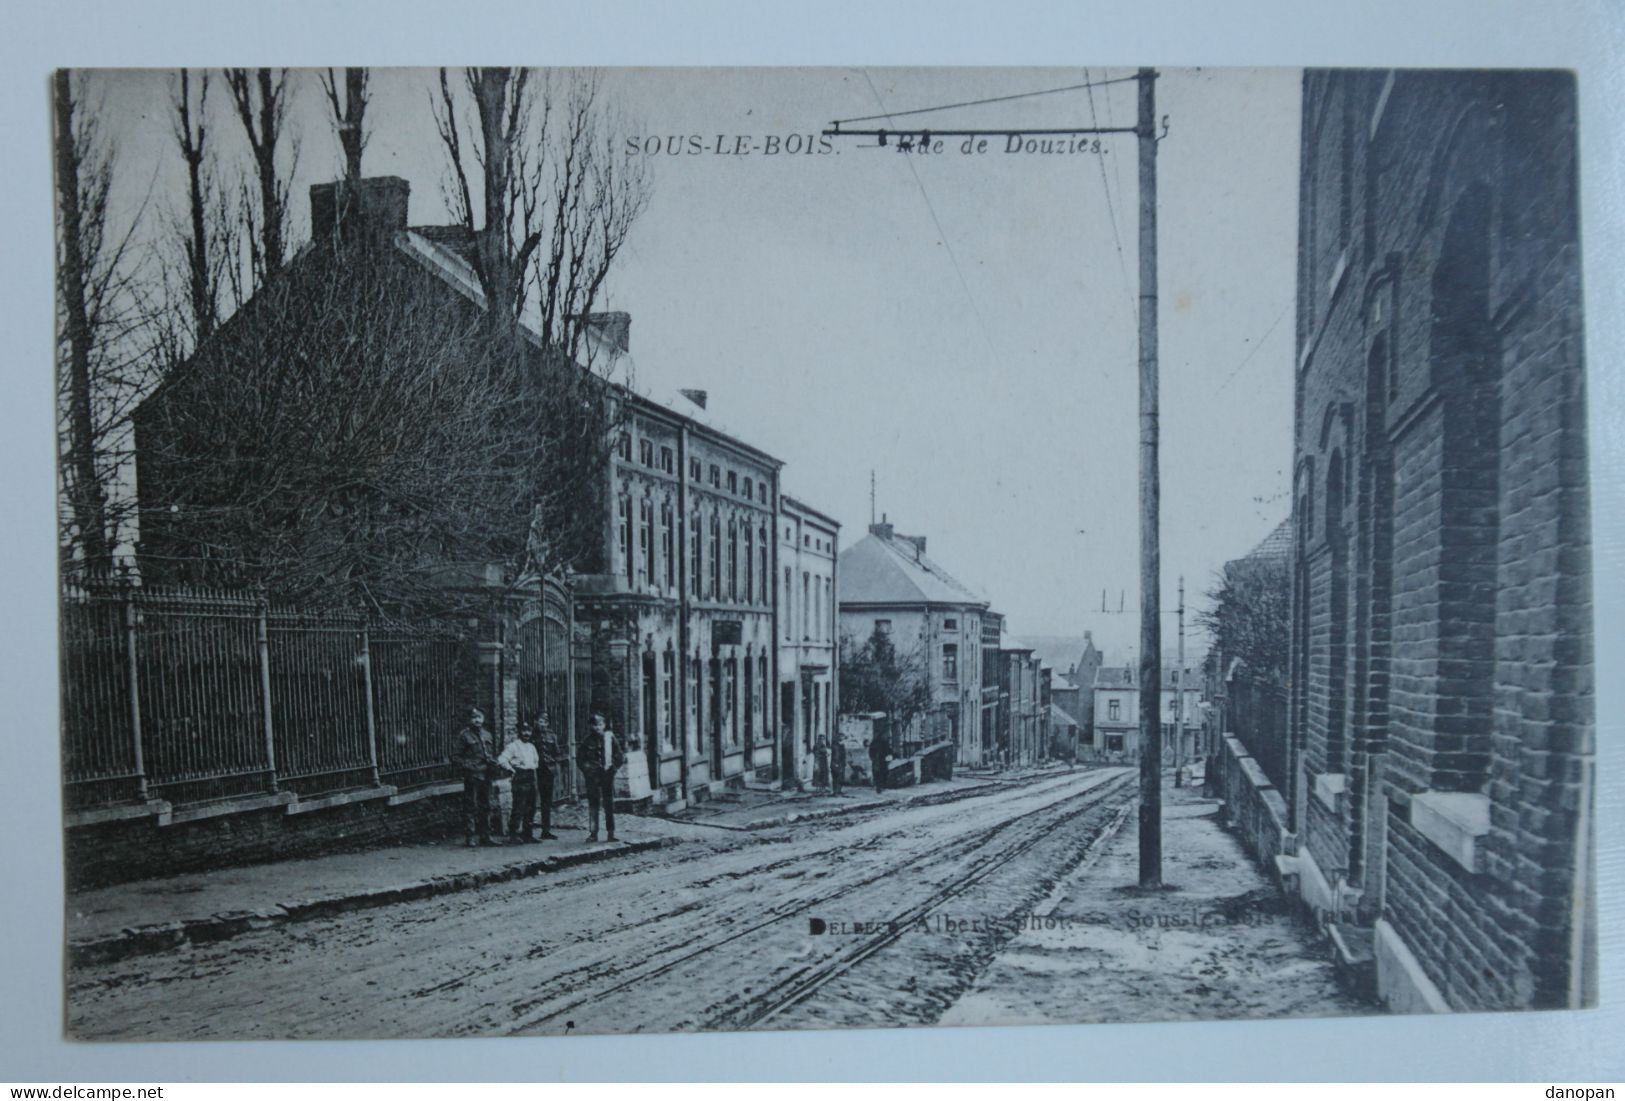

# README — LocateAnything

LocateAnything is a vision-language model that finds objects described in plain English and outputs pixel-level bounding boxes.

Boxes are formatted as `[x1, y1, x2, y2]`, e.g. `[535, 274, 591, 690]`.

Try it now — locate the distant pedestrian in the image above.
[452, 707, 507, 848]
[533, 713, 561, 840]
[869, 727, 891, 793]
[812, 735, 830, 790]
[830, 736, 847, 795]
[499, 720, 543, 843]
[576, 712, 626, 842]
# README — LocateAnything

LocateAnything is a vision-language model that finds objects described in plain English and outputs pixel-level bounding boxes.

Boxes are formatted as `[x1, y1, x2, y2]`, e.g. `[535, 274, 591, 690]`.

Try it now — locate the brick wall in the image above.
[65, 789, 464, 890]
[1292, 70, 1592, 1010]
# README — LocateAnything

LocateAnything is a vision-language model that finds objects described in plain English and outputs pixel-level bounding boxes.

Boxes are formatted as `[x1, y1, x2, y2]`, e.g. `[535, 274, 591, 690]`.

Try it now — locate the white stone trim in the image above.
[1375, 917, 1451, 1013]
[1314, 770, 1348, 813]
[1409, 790, 1491, 875]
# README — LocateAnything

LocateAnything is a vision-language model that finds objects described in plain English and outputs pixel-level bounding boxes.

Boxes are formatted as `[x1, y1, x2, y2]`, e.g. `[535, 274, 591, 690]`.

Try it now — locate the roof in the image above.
[837, 530, 989, 609]
[400, 227, 781, 466]
[1000, 634, 1036, 652]
[1245, 517, 1293, 562]
[1093, 665, 1202, 690]
[1049, 704, 1079, 728]
[781, 495, 842, 529]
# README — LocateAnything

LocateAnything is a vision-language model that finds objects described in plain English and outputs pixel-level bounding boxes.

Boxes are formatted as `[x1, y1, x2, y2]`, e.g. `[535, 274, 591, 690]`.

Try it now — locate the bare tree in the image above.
[431, 67, 650, 574]
[224, 67, 296, 287]
[54, 70, 150, 574]
[169, 69, 226, 348]
[431, 67, 649, 351]
[319, 67, 369, 181]
[137, 236, 550, 611]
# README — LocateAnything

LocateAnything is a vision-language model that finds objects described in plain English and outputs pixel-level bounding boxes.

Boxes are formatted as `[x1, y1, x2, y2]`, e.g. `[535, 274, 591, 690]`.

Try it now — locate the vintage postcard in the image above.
[54, 66, 1595, 1041]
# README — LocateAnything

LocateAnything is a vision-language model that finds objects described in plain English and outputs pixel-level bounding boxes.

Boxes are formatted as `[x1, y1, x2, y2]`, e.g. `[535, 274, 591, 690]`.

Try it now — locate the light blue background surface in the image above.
[2, 0, 1620, 1082]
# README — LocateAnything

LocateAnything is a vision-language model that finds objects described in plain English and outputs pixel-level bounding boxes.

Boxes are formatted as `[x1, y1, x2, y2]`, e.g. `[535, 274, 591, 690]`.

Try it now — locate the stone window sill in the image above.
[1409, 790, 1491, 875]
[1314, 771, 1348, 813]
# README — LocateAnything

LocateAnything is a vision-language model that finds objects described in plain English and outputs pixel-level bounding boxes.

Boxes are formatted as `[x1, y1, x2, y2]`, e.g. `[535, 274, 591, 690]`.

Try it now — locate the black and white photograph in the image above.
[46, 58, 1600, 1050]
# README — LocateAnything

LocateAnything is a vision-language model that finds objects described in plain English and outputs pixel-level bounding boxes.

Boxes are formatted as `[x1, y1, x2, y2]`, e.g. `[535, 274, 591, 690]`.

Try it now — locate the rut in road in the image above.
[496, 769, 1135, 1036]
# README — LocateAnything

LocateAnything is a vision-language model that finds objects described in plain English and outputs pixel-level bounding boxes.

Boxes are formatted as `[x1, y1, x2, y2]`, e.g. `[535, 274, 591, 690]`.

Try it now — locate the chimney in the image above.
[869, 520, 894, 541]
[904, 535, 926, 555]
[680, 388, 708, 410]
[310, 176, 410, 241]
[583, 311, 632, 354]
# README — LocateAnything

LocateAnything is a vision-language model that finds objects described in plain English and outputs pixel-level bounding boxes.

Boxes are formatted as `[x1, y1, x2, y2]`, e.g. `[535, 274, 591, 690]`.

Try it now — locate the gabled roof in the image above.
[1050, 704, 1080, 728]
[837, 531, 989, 609]
[401, 226, 780, 466]
[1246, 517, 1293, 562]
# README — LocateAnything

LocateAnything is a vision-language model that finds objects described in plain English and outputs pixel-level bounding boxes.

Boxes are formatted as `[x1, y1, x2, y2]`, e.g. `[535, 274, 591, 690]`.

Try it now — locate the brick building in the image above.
[1286, 70, 1594, 1011]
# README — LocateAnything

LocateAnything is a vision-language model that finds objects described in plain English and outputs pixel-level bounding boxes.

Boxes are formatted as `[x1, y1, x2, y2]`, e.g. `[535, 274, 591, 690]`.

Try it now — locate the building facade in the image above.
[1087, 665, 1201, 765]
[837, 521, 988, 767]
[778, 496, 841, 789]
[575, 371, 785, 809]
[1287, 70, 1593, 1011]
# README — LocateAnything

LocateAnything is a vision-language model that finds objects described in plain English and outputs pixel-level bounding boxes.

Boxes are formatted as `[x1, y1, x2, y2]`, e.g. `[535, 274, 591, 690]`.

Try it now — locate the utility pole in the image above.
[1135, 67, 1163, 889]
[819, 68, 1166, 888]
[1175, 574, 1185, 788]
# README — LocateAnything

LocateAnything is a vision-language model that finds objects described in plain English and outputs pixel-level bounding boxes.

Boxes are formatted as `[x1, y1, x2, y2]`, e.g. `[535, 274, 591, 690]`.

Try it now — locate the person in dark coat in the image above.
[533, 713, 562, 840]
[830, 735, 847, 795]
[868, 726, 891, 793]
[576, 712, 626, 842]
[452, 707, 507, 847]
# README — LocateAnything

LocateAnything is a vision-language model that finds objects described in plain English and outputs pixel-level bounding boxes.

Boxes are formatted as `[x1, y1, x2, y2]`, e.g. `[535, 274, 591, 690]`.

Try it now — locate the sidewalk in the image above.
[939, 782, 1370, 1026]
[669, 773, 1010, 830]
[67, 803, 714, 968]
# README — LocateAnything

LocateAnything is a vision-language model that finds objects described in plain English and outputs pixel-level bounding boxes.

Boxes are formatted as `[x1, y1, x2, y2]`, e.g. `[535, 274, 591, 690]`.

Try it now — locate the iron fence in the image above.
[59, 581, 474, 808]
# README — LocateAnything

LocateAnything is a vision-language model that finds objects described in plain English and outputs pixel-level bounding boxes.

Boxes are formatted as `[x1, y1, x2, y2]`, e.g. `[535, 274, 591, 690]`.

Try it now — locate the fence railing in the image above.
[60, 581, 471, 809]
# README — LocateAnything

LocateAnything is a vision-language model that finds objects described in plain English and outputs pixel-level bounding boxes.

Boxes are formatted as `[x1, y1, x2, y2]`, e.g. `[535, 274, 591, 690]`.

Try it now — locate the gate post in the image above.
[359, 622, 381, 786]
[256, 596, 279, 792]
[123, 587, 149, 801]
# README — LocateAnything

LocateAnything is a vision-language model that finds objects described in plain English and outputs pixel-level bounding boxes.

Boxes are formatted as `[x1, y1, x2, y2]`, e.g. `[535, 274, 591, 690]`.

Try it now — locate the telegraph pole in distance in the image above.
[1135, 66, 1163, 889]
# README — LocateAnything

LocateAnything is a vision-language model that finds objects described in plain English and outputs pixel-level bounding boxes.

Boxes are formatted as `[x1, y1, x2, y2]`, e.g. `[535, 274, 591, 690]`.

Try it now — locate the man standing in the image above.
[830, 735, 847, 795]
[499, 720, 542, 843]
[452, 707, 506, 847]
[868, 725, 891, 793]
[576, 711, 626, 842]
[533, 713, 562, 840]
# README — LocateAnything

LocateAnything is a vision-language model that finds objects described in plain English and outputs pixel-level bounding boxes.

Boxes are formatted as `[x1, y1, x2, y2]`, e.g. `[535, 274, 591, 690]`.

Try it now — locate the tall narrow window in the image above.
[744, 656, 754, 743]
[759, 526, 769, 604]
[944, 643, 959, 680]
[709, 513, 721, 599]
[661, 501, 675, 590]
[728, 518, 738, 601]
[663, 650, 676, 751]
[783, 567, 794, 640]
[744, 524, 754, 605]
[802, 572, 811, 641]
[690, 511, 702, 596]
[639, 498, 654, 585]
[619, 497, 633, 585]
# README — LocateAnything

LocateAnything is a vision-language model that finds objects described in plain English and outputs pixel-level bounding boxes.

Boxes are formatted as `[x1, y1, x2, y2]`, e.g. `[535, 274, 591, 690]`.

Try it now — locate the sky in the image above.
[89, 66, 1301, 659]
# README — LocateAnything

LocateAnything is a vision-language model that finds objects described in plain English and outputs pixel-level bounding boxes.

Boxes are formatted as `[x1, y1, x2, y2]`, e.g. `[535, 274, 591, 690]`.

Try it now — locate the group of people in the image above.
[811, 727, 892, 795]
[451, 707, 627, 848]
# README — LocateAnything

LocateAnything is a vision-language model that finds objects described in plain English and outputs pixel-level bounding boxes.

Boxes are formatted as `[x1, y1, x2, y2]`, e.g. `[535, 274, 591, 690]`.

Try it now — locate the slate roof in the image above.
[837, 531, 989, 609]
[1246, 517, 1293, 562]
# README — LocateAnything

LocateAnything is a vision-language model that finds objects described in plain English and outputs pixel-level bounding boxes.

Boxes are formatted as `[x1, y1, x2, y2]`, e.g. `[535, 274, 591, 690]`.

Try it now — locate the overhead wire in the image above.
[860, 70, 1000, 363]
[833, 74, 1139, 127]
[1083, 67, 1138, 325]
